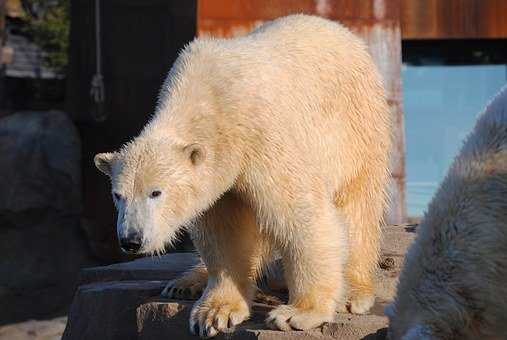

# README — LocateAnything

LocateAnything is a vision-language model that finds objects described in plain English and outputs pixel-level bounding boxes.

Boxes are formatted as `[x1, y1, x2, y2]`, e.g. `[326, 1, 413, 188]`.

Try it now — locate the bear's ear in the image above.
[94, 152, 117, 177]
[184, 143, 206, 166]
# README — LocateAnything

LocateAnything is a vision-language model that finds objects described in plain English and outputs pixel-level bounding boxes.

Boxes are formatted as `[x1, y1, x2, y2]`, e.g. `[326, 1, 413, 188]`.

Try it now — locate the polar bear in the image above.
[386, 86, 507, 340]
[94, 15, 391, 338]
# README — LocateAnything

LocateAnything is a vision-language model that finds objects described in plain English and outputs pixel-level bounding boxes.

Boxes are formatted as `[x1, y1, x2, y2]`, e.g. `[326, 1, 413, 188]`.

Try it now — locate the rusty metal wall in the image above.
[197, 0, 406, 224]
[402, 0, 507, 39]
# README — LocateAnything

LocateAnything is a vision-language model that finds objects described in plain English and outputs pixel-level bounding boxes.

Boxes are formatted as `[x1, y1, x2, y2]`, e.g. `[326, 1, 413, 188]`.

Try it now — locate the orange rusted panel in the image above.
[198, 19, 264, 37]
[197, 0, 406, 224]
[198, 0, 400, 21]
[402, 0, 507, 39]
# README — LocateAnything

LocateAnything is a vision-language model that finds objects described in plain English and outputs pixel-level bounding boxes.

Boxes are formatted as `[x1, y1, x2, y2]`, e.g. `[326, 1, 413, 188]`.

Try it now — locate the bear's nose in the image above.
[119, 231, 142, 253]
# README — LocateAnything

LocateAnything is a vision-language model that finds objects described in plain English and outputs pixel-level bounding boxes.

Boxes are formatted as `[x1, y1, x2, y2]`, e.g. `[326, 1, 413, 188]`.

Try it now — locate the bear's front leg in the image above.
[190, 272, 252, 338]
[189, 192, 269, 338]
[266, 204, 348, 331]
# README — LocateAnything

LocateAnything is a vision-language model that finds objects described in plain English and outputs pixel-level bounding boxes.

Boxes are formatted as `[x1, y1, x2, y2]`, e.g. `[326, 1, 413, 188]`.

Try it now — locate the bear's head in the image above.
[385, 302, 437, 340]
[94, 137, 208, 255]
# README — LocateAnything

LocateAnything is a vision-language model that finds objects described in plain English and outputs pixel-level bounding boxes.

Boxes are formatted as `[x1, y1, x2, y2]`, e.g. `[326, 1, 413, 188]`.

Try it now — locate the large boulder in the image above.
[0, 212, 97, 324]
[0, 111, 98, 324]
[0, 111, 81, 214]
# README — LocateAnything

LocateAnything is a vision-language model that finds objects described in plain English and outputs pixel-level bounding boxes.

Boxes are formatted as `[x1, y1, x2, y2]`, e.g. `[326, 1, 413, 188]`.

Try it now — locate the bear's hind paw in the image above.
[349, 294, 375, 315]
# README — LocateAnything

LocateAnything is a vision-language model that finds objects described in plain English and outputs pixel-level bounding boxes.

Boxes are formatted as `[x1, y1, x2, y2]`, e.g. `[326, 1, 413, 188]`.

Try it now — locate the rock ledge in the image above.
[63, 225, 416, 339]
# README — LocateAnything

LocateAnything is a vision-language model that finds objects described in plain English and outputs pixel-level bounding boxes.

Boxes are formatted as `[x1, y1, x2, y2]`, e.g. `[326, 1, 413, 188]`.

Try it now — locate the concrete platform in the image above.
[62, 224, 416, 340]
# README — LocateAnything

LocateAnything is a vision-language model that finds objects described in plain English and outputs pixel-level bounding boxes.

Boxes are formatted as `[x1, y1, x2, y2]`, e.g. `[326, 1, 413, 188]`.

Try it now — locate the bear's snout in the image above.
[119, 230, 143, 253]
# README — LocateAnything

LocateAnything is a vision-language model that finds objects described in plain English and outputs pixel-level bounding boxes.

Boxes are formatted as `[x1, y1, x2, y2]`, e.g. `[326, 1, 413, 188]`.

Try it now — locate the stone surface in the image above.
[0, 317, 67, 340]
[62, 281, 166, 340]
[63, 224, 417, 339]
[79, 253, 199, 285]
[375, 224, 417, 306]
[137, 300, 388, 340]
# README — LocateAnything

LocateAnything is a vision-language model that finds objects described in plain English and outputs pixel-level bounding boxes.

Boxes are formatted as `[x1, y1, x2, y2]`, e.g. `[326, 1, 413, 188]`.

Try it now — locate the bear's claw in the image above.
[161, 279, 204, 300]
[266, 304, 335, 331]
[189, 300, 250, 338]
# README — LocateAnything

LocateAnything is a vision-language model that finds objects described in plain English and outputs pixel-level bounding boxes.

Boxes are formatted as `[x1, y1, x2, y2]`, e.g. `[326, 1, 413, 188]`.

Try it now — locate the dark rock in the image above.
[0, 111, 98, 324]
[79, 252, 199, 285]
[62, 281, 165, 340]
[136, 301, 193, 340]
[0, 211, 98, 325]
[0, 111, 81, 214]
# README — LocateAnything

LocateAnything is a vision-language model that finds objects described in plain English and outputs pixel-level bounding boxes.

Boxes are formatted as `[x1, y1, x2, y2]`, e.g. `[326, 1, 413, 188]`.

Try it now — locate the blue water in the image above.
[403, 64, 507, 217]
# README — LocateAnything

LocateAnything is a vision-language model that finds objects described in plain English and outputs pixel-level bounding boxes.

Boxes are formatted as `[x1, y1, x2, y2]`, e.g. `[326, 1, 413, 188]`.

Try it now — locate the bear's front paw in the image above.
[161, 277, 205, 300]
[189, 297, 250, 338]
[266, 304, 335, 331]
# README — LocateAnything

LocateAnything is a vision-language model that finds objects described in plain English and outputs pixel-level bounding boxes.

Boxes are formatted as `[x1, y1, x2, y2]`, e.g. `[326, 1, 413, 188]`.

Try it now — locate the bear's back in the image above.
[247, 14, 364, 50]
[155, 15, 390, 191]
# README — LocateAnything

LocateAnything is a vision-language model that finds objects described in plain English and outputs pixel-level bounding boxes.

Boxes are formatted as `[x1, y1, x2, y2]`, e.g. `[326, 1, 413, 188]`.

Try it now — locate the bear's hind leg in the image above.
[189, 192, 269, 338]
[340, 173, 385, 314]
[266, 202, 348, 331]
[161, 260, 207, 300]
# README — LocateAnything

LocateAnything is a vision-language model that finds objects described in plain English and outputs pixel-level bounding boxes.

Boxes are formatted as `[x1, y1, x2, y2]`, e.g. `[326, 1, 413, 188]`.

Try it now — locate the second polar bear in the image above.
[94, 15, 391, 337]
[386, 86, 507, 339]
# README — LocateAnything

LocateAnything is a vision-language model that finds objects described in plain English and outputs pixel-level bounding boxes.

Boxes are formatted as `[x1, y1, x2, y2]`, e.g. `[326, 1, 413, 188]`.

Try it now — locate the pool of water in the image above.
[403, 64, 507, 217]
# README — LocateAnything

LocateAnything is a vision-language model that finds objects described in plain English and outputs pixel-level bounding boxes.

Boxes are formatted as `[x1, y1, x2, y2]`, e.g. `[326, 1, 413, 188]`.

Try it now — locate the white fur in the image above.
[388, 85, 507, 339]
[95, 14, 391, 337]
[114, 196, 127, 239]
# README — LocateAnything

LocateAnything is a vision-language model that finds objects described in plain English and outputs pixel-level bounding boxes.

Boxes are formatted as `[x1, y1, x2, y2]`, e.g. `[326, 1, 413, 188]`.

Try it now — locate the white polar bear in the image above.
[95, 15, 391, 338]
[386, 86, 507, 339]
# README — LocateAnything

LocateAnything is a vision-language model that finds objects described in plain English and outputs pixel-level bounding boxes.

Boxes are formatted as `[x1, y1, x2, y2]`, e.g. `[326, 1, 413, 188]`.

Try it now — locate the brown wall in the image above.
[197, 0, 407, 224]
[198, 1, 402, 36]
[402, 0, 507, 39]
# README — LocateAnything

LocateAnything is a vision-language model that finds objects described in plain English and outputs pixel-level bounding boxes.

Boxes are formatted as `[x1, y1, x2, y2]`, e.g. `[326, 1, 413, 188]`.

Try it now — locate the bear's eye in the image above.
[113, 192, 122, 201]
[150, 190, 162, 198]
